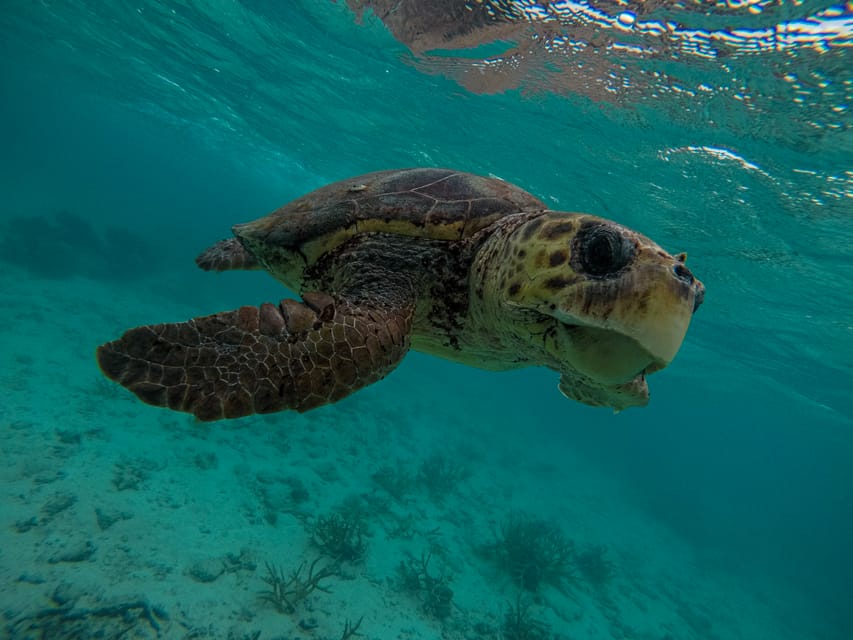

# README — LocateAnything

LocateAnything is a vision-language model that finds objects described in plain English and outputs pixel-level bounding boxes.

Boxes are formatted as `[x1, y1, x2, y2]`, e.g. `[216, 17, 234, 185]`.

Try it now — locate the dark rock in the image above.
[95, 506, 133, 530]
[299, 617, 319, 630]
[51, 581, 85, 606]
[41, 492, 77, 520]
[48, 540, 96, 563]
[194, 452, 218, 470]
[14, 517, 38, 533]
[188, 558, 225, 583]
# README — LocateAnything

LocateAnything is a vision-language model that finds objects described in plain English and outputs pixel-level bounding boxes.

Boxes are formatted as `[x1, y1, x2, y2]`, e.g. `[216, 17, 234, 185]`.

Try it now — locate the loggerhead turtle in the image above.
[96, 168, 704, 421]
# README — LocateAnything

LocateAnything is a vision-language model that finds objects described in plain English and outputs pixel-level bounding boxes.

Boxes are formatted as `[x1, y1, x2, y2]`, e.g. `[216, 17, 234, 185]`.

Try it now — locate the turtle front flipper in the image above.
[96, 292, 413, 421]
[195, 238, 261, 271]
[558, 371, 649, 412]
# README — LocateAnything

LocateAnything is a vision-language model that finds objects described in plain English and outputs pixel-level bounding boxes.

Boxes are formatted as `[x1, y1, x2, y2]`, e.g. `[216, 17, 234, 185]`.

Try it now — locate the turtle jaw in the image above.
[550, 316, 682, 412]
[548, 263, 701, 387]
[551, 321, 668, 386]
[557, 271, 700, 377]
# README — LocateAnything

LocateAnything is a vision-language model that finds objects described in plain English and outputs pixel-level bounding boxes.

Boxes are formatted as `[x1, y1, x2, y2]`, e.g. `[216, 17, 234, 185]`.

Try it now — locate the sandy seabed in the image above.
[0, 268, 824, 640]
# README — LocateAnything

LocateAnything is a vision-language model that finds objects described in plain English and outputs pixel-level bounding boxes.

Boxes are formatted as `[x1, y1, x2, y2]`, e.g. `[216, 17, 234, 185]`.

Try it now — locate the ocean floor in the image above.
[0, 265, 829, 640]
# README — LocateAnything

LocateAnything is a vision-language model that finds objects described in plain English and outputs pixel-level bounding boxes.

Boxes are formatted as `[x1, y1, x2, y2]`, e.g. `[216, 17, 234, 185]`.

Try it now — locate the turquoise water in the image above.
[1, 1, 851, 638]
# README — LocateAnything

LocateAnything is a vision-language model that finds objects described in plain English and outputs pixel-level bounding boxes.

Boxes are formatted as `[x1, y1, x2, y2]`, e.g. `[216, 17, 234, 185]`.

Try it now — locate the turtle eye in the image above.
[574, 224, 635, 277]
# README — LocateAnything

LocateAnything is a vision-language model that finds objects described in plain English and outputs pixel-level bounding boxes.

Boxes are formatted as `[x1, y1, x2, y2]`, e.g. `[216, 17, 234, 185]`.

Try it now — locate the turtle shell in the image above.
[233, 168, 545, 265]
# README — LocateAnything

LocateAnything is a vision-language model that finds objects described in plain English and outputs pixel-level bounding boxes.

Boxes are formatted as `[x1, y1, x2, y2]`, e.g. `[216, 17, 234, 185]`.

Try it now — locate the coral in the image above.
[396, 551, 454, 619]
[287, 476, 310, 503]
[8, 599, 167, 639]
[312, 511, 368, 563]
[501, 595, 553, 640]
[485, 512, 575, 591]
[252, 473, 309, 524]
[337, 493, 372, 521]
[371, 461, 416, 500]
[111, 457, 162, 491]
[417, 452, 470, 501]
[0, 211, 157, 281]
[574, 543, 613, 587]
[340, 616, 364, 639]
[385, 512, 418, 540]
[259, 556, 336, 614]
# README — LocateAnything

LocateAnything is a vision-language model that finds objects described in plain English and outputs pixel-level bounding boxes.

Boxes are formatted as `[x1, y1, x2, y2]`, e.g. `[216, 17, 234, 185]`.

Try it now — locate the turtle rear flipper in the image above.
[96, 292, 412, 421]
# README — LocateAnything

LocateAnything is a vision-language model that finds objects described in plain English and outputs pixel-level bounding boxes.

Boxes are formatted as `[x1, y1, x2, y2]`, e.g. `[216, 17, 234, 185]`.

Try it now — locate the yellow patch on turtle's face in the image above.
[499, 211, 704, 391]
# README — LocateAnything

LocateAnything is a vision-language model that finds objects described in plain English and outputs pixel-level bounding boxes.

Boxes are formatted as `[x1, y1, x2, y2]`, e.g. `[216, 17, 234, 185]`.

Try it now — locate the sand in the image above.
[0, 266, 826, 639]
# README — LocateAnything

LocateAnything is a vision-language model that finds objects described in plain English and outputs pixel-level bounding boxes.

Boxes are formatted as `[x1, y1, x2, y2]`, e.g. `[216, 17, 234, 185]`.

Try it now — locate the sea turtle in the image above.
[96, 168, 704, 421]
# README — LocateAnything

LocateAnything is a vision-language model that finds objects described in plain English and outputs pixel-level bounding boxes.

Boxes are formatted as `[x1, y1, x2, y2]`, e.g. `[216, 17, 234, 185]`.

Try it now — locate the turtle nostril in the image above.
[673, 263, 694, 284]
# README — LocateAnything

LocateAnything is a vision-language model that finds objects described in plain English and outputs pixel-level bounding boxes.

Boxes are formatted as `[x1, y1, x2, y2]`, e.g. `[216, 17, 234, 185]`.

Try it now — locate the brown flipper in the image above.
[558, 372, 649, 412]
[96, 293, 413, 421]
[195, 238, 260, 271]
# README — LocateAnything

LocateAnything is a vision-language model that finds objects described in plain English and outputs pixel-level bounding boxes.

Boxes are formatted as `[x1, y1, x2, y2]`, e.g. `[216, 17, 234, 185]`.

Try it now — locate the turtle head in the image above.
[494, 211, 704, 410]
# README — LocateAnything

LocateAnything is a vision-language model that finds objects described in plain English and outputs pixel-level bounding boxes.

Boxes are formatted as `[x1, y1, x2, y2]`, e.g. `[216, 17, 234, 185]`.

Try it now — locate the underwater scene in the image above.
[1, 1, 851, 639]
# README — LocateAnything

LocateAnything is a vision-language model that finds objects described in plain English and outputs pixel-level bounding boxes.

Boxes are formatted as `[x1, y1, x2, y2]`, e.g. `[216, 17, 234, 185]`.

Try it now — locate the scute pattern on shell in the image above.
[233, 168, 547, 255]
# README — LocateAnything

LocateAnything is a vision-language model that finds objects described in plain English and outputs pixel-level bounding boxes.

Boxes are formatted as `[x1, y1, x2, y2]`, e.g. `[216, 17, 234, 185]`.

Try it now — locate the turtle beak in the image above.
[551, 254, 702, 385]
[612, 270, 699, 370]
[675, 252, 705, 313]
[692, 278, 705, 312]
[627, 251, 703, 369]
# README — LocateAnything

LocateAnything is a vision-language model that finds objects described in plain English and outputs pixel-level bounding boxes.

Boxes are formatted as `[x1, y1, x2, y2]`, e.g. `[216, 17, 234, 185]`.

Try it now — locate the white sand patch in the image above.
[0, 267, 829, 639]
